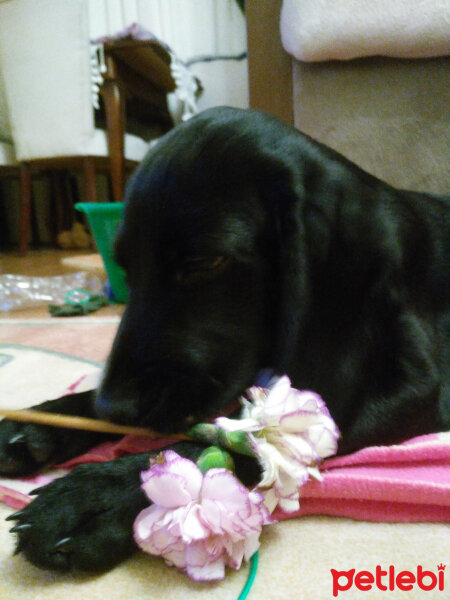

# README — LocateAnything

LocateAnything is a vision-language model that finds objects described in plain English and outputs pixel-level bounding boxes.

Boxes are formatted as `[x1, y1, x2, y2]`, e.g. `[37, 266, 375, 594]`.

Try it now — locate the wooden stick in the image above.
[0, 408, 190, 441]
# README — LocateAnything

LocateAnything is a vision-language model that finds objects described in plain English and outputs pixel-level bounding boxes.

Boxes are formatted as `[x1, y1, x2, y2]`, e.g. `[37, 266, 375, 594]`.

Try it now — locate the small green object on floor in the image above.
[49, 294, 109, 317]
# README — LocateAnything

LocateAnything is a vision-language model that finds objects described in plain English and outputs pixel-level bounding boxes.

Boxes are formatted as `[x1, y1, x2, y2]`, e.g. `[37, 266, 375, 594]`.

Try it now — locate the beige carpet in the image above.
[0, 317, 448, 599]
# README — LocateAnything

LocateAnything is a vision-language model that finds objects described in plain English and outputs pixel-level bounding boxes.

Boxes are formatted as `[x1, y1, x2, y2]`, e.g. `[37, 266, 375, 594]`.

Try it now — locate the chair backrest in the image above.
[0, 71, 13, 144]
[0, 0, 248, 162]
[0, 0, 95, 161]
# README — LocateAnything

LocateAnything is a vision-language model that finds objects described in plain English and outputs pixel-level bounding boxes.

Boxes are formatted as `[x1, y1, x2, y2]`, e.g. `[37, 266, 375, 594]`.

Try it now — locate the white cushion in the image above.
[0, 0, 94, 161]
[87, 129, 150, 163]
[0, 0, 151, 164]
[0, 73, 12, 142]
[0, 140, 17, 165]
[281, 0, 450, 62]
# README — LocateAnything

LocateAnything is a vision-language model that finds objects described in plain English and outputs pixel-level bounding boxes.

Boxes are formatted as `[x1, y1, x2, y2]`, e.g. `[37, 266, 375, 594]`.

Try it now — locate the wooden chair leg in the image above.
[49, 170, 71, 243]
[83, 157, 97, 203]
[19, 163, 31, 256]
[101, 54, 125, 202]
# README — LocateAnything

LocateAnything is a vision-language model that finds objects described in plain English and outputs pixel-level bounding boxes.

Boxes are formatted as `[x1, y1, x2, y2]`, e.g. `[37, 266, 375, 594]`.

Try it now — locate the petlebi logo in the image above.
[330, 564, 446, 597]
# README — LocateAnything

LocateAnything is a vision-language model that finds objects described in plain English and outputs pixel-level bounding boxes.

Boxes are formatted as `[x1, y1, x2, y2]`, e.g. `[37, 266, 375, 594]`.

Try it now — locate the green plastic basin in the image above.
[76, 203, 128, 303]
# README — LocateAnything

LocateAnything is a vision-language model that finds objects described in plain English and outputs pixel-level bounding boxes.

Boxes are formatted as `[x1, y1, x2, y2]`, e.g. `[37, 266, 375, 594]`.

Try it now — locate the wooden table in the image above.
[98, 39, 177, 202]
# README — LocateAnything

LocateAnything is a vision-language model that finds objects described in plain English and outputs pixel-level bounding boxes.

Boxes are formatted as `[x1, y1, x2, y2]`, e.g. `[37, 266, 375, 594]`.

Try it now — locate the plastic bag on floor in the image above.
[0, 272, 103, 311]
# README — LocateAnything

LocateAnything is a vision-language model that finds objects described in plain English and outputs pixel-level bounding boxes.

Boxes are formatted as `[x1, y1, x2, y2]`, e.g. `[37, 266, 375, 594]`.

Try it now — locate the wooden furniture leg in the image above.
[101, 54, 125, 202]
[246, 0, 294, 126]
[19, 163, 32, 256]
[49, 170, 66, 241]
[82, 157, 97, 203]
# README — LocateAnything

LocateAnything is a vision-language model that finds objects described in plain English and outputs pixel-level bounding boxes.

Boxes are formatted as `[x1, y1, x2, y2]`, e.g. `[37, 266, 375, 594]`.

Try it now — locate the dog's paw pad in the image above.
[7, 460, 149, 572]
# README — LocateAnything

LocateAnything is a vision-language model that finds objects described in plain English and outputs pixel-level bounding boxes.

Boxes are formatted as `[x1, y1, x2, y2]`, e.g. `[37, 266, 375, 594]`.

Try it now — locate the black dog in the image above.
[1, 107, 448, 572]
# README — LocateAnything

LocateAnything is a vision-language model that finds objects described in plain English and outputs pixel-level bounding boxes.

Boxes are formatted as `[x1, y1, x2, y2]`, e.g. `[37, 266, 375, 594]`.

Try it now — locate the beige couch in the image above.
[247, 0, 449, 194]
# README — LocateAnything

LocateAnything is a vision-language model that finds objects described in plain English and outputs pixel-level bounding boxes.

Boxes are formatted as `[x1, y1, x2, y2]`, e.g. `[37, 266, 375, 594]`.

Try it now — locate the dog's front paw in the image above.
[0, 419, 61, 475]
[0, 392, 115, 476]
[0, 418, 108, 476]
[6, 456, 150, 572]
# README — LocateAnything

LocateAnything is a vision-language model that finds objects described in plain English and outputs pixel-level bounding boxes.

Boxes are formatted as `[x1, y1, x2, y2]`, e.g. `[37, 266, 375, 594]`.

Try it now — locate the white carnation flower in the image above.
[216, 376, 340, 513]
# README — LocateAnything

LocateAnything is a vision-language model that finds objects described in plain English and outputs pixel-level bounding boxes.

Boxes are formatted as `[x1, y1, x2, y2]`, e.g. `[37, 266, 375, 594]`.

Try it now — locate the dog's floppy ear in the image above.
[259, 164, 311, 375]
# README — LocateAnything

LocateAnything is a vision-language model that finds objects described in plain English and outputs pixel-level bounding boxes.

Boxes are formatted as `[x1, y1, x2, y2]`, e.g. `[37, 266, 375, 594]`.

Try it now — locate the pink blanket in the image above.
[1, 431, 449, 522]
[275, 432, 450, 523]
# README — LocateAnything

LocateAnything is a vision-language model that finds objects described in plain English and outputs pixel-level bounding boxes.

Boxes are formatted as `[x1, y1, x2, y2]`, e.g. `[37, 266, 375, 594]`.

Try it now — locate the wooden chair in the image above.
[0, 0, 175, 255]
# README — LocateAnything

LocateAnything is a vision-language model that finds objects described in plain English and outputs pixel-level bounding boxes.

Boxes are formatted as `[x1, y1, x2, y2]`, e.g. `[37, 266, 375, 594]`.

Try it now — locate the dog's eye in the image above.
[177, 256, 229, 284]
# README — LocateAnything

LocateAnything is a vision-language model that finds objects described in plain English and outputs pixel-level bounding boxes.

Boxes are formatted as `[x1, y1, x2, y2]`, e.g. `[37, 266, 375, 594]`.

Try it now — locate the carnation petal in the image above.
[215, 416, 260, 432]
[201, 469, 252, 519]
[163, 449, 184, 463]
[261, 488, 278, 513]
[279, 411, 322, 433]
[133, 505, 169, 543]
[163, 547, 188, 569]
[279, 432, 317, 462]
[187, 560, 226, 581]
[225, 539, 245, 570]
[264, 375, 292, 406]
[254, 437, 305, 485]
[307, 423, 339, 457]
[308, 465, 323, 481]
[277, 469, 302, 493]
[182, 504, 209, 541]
[278, 495, 301, 513]
[141, 471, 195, 507]
[291, 390, 325, 410]
[142, 525, 179, 555]
[161, 453, 204, 499]
[200, 498, 224, 533]
[243, 531, 261, 561]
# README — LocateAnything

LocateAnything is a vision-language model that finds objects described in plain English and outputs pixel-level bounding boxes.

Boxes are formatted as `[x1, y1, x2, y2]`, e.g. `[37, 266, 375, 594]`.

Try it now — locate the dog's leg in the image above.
[338, 312, 444, 454]
[6, 443, 261, 572]
[0, 391, 118, 476]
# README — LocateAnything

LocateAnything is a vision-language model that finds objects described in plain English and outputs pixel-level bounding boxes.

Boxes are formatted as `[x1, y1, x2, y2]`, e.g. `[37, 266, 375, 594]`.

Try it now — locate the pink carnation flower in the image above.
[216, 375, 340, 513]
[133, 450, 272, 581]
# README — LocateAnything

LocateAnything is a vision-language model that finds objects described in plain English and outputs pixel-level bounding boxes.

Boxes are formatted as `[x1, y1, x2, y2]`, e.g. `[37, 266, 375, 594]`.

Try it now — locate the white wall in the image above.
[88, 0, 249, 110]
[88, 0, 246, 59]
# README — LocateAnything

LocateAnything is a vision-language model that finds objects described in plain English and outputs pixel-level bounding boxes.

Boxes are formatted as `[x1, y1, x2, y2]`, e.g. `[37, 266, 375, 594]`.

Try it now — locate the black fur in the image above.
[1, 107, 448, 572]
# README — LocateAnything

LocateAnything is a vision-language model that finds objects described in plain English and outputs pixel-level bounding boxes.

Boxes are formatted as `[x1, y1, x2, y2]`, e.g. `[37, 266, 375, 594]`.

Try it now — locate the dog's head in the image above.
[95, 107, 313, 432]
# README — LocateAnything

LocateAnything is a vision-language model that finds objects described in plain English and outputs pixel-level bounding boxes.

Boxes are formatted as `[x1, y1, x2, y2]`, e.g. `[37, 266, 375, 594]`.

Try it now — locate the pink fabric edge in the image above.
[302, 472, 450, 506]
[0, 485, 33, 510]
[322, 434, 448, 468]
[274, 497, 450, 523]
